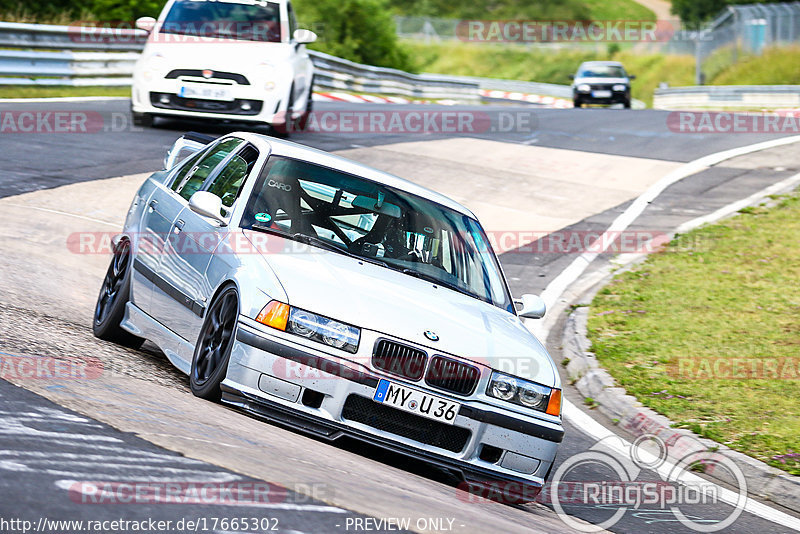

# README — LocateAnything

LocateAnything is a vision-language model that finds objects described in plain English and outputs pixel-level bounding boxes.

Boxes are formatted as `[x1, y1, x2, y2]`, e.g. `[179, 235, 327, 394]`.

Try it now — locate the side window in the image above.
[173, 138, 244, 201]
[287, 2, 298, 36]
[206, 144, 260, 215]
[169, 150, 204, 192]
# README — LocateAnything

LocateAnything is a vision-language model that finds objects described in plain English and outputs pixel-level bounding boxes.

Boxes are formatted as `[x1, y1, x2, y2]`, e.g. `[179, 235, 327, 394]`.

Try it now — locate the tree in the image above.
[294, 0, 413, 71]
[672, 0, 791, 29]
[671, 0, 726, 29]
[89, 0, 167, 21]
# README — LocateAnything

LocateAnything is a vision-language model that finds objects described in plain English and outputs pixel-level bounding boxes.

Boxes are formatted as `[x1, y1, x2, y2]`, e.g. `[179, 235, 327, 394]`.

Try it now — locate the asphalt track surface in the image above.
[0, 100, 792, 198]
[1, 99, 799, 533]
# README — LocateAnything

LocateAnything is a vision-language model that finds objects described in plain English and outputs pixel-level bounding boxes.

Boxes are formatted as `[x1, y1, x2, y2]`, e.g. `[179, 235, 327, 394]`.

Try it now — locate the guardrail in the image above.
[306, 50, 478, 101]
[654, 85, 800, 109]
[0, 21, 480, 101]
[425, 74, 574, 98]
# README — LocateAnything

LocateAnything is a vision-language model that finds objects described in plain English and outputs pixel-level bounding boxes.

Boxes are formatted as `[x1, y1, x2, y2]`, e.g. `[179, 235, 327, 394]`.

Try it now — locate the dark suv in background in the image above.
[570, 61, 635, 108]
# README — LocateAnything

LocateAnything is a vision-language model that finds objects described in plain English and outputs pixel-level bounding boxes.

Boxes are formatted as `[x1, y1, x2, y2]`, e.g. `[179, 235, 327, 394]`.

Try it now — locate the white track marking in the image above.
[0, 451, 207, 464]
[0, 97, 128, 103]
[537, 134, 800, 322]
[534, 136, 800, 529]
[4, 204, 120, 227]
[675, 171, 800, 234]
[55, 481, 347, 512]
[8, 464, 241, 481]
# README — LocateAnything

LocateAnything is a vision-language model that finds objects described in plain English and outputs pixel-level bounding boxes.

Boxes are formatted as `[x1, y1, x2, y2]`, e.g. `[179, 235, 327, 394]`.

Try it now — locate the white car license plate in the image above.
[179, 84, 233, 101]
[373, 379, 460, 425]
[592, 90, 612, 98]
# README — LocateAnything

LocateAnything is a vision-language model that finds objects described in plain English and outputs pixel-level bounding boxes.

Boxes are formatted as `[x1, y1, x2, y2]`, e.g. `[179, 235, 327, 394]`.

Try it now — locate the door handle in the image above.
[173, 219, 185, 234]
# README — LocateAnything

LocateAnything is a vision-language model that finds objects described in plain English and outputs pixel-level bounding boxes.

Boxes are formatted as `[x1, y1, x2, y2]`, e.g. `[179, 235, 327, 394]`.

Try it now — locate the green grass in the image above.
[581, 0, 656, 20]
[712, 46, 800, 86]
[406, 40, 800, 107]
[388, 0, 653, 21]
[0, 86, 130, 99]
[407, 41, 602, 82]
[407, 41, 695, 106]
[587, 190, 800, 475]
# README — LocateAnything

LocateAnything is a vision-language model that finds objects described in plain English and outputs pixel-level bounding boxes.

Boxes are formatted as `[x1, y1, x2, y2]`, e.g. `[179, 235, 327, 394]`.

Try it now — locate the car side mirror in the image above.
[568, 74, 575, 80]
[188, 191, 227, 226]
[135, 16, 157, 33]
[293, 29, 317, 44]
[514, 294, 546, 319]
[629, 74, 636, 80]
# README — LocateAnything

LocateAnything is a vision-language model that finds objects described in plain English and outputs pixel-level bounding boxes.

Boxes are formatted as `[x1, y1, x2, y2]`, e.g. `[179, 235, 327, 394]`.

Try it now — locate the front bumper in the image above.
[131, 79, 284, 124]
[574, 89, 629, 105]
[222, 319, 564, 491]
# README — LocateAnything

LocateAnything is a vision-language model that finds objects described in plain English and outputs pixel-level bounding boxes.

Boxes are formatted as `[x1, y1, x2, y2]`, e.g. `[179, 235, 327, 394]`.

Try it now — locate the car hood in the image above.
[141, 39, 294, 70]
[244, 231, 557, 386]
[574, 77, 629, 86]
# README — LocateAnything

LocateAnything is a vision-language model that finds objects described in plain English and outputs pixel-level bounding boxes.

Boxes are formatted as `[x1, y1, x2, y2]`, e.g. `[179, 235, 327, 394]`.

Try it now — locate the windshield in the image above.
[578, 65, 626, 78]
[242, 156, 514, 312]
[160, 0, 282, 42]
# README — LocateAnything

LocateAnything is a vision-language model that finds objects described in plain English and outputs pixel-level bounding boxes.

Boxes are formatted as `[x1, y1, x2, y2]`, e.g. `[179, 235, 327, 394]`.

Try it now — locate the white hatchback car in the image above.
[94, 132, 563, 501]
[131, 0, 316, 129]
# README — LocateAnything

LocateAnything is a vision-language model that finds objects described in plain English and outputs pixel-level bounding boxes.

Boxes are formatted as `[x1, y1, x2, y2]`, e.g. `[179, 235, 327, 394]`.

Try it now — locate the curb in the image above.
[560, 181, 800, 513]
[478, 89, 572, 108]
[312, 91, 464, 106]
[477, 89, 647, 109]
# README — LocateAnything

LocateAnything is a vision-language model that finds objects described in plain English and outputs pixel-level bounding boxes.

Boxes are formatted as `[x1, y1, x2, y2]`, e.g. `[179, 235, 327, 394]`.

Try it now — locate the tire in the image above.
[295, 75, 314, 131]
[93, 239, 144, 348]
[623, 99, 631, 109]
[573, 99, 581, 108]
[190, 285, 239, 401]
[280, 83, 296, 138]
[132, 111, 153, 127]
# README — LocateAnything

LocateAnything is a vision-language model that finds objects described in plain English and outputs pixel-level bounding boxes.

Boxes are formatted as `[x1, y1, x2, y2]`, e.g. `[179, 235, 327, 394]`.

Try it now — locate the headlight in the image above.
[518, 382, 549, 410]
[487, 371, 561, 416]
[256, 301, 360, 353]
[141, 53, 166, 81]
[613, 84, 627, 91]
[577, 84, 591, 93]
[145, 53, 166, 71]
[259, 61, 278, 91]
[490, 374, 517, 400]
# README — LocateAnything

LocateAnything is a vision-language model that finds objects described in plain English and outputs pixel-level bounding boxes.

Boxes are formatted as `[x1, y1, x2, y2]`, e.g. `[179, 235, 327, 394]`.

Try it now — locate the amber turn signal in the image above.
[546, 389, 562, 417]
[256, 300, 290, 331]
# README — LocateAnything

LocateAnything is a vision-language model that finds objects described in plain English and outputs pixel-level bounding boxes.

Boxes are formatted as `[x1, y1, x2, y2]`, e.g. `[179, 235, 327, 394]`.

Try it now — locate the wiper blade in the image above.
[250, 225, 388, 267]
[293, 233, 390, 268]
[399, 268, 481, 301]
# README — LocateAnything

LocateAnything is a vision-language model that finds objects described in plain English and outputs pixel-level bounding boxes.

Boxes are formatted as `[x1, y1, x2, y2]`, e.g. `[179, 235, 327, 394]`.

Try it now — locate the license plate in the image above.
[592, 90, 612, 98]
[373, 379, 460, 425]
[179, 84, 233, 101]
